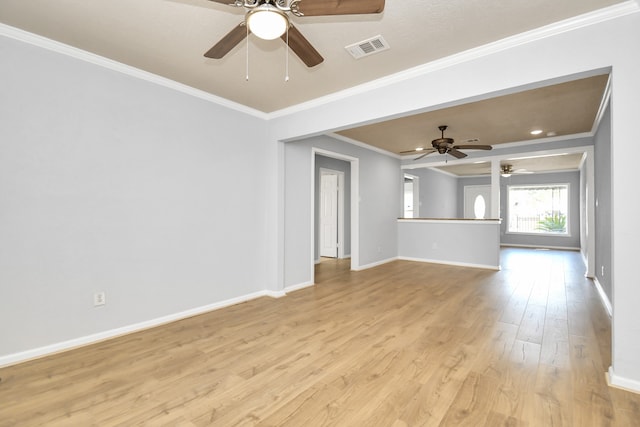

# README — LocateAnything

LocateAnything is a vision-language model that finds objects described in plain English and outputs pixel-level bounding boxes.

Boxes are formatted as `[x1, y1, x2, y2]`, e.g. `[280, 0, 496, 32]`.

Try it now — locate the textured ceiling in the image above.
[0, 0, 620, 174]
[0, 0, 624, 112]
[337, 74, 609, 155]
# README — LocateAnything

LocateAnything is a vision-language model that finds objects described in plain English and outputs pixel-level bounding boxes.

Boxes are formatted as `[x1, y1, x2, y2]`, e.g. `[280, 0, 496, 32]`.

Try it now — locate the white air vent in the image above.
[345, 35, 390, 59]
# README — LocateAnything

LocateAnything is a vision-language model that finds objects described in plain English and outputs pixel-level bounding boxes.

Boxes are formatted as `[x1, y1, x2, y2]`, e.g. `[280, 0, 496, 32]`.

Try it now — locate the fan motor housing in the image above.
[432, 138, 454, 153]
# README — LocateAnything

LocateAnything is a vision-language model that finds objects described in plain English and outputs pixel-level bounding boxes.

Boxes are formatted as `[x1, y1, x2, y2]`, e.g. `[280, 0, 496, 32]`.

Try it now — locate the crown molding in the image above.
[269, 1, 640, 119]
[2, 1, 636, 122]
[327, 133, 402, 159]
[0, 23, 269, 120]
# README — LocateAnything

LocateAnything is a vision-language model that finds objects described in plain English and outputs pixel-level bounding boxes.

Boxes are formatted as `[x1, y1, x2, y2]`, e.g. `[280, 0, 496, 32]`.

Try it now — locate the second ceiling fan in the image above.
[205, 0, 386, 67]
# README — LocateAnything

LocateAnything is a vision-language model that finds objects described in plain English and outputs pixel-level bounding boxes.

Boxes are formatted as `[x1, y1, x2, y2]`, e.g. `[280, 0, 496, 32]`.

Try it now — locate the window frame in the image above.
[506, 182, 571, 237]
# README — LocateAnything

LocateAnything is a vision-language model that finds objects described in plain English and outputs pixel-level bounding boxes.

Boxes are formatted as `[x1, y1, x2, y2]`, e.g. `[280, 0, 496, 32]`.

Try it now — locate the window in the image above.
[507, 184, 569, 235]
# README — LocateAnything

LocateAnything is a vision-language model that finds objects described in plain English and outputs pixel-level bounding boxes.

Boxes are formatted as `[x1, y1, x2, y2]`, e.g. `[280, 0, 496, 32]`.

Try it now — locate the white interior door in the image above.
[320, 173, 338, 257]
[464, 185, 491, 219]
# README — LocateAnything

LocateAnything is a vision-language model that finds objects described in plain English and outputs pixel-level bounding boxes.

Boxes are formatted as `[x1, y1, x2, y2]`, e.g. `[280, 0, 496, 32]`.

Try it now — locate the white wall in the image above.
[269, 6, 640, 390]
[0, 35, 271, 362]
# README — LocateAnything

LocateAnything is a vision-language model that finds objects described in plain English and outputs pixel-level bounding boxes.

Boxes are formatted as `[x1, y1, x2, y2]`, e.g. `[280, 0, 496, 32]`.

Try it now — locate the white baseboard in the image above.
[398, 256, 500, 271]
[593, 277, 613, 317]
[0, 289, 277, 368]
[352, 256, 398, 271]
[608, 366, 640, 394]
[284, 281, 315, 293]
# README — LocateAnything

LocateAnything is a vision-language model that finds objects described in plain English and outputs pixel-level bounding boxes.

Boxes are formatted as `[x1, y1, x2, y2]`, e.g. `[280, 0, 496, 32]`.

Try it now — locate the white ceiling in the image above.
[0, 0, 620, 170]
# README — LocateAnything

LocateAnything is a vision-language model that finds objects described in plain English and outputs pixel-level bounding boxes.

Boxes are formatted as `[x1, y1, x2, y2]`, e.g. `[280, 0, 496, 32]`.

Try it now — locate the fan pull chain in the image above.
[245, 23, 249, 81]
[285, 25, 289, 82]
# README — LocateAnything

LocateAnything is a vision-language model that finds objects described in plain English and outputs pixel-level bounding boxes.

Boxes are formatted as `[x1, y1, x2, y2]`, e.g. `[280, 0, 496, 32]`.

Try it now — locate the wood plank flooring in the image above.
[1, 248, 639, 426]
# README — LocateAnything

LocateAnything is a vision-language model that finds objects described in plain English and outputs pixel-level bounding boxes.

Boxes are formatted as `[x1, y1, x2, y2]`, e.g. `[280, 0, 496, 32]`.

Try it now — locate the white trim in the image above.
[264, 290, 287, 298]
[593, 277, 613, 317]
[352, 256, 398, 271]
[2, 1, 635, 120]
[403, 173, 420, 218]
[328, 133, 401, 159]
[608, 367, 640, 394]
[0, 23, 268, 119]
[284, 281, 315, 293]
[506, 182, 571, 236]
[0, 289, 278, 368]
[591, 74, 612, 135]
[398, 219, 500, 225]
[500, 243, 581, 251]
[269, 2, 637, 118]
[398, 256, 500, 271]
[311, 148, 360, 277]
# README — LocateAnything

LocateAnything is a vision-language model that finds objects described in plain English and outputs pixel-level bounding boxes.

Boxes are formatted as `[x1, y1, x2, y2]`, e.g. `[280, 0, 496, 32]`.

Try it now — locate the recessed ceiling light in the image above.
[530, 129, 543, 135]
[547, 131, 557, 137]
[415, 147, 424, 151]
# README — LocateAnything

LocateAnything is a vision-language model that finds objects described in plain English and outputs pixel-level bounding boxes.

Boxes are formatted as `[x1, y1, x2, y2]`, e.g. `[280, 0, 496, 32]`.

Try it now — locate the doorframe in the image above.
[319, 167, 345, 259]
[311, 148, 359, 284]
[403, 173, 419, 218]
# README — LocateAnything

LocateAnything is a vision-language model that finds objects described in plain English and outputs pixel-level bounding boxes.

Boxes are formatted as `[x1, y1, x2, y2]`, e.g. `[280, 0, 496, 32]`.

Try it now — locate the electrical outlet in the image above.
[94, 291, 106, 307]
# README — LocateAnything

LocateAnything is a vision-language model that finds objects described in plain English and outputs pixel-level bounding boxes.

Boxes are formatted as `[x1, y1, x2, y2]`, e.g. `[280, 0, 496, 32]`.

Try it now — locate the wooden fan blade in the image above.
[414, 150, 436, 160]
[282, 24, 323, 67]
[453, 145, 493, 150]
[204, 23, 247, 59]
[448, 149, 467, 159]
[296, 0, 385, 16]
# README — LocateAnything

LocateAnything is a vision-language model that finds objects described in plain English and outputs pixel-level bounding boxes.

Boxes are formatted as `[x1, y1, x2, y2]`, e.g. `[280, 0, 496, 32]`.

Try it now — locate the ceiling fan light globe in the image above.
[247, 5, 288, 40]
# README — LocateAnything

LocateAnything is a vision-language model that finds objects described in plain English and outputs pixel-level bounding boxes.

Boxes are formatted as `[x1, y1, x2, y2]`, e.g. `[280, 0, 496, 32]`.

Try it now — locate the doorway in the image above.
[464, 185, 491, 219]
[319, 168, 344, 258]
[312, 149, 358, 285]
[403, 174, 419, 218]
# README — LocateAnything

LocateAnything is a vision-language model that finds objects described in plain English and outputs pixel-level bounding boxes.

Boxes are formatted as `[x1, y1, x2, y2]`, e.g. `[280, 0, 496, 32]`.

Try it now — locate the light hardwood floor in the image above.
[1, 248, 639, 426]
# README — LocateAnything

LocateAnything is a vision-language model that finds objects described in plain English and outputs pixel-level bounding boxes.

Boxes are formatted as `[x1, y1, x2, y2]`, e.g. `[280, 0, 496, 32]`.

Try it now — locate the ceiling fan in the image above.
[204, 0, 386, 67]
[401, 125, 493, 160]
[500, 164, 533, 177]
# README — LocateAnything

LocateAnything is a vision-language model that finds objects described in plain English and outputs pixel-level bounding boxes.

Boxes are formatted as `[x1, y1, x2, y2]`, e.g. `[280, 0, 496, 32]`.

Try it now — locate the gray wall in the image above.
[594, 102, 612, 301]
[284, 135, 400, 287]
[0, 36, 271, 358]
[406, 168, 458, 218]
[314, 155, 351, 260]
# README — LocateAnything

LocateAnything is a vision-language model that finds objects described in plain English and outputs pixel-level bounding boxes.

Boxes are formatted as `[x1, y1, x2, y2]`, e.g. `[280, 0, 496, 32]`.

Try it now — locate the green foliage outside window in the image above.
[536, 212, 567, 233]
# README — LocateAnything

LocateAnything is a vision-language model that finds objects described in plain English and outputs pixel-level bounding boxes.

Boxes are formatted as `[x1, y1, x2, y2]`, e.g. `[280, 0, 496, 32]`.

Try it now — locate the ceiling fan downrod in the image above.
[233, 0, 304, 16]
